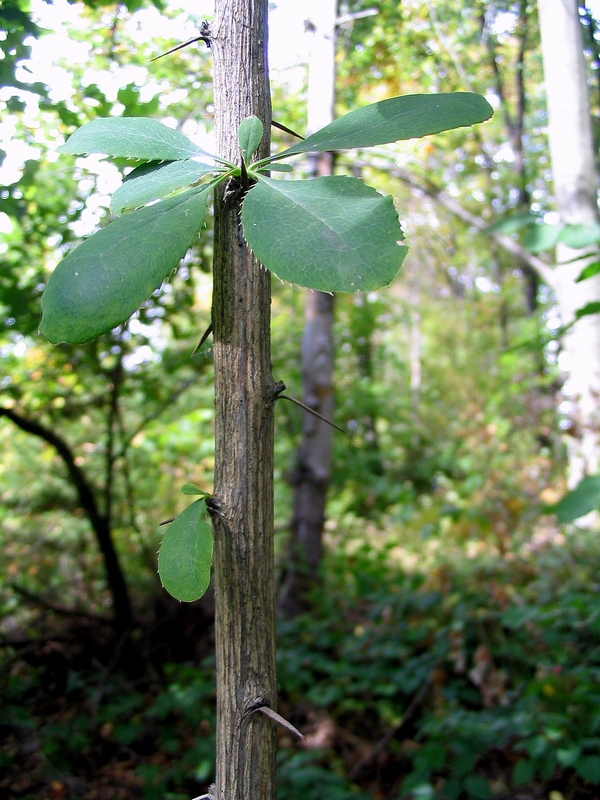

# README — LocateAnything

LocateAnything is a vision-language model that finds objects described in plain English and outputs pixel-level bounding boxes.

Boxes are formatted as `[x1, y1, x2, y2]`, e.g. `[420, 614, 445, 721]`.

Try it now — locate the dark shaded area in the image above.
[2, 534, 599, 800]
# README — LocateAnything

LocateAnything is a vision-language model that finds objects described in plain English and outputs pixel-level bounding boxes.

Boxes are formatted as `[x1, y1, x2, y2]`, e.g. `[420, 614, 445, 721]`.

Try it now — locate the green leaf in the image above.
[483, 212, 537, 235]
[523, 222, 562, 254]
[575, 755, 600, 784]
[259, 163, 293, 173]
[512, 759, 536, 786]
[551, 474, 600, 523]
[575, 301, 600, 320]
[158, 499, 213, 602]
[40, 186, 209, 343]
[181, 483, 207, 496]
[576, 261, 600, 282]
[111, 160, 217, 213]
[463, 775, 491, 799]
[272, 93, 493, 159]
[559, 222, 600, 249]
[238, 116, 264, 164]
[242, 175, 407, 292]
[59, 117, 210, 161]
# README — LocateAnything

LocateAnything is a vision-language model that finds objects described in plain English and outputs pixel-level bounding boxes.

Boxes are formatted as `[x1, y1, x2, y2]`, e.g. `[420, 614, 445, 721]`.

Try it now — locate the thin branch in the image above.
[118, 373, 199, 455]
[10, 583, 110, 623]
[348, 673, 433, 780]
[0, 406, 106, 533]
[356, 157, 556, 288]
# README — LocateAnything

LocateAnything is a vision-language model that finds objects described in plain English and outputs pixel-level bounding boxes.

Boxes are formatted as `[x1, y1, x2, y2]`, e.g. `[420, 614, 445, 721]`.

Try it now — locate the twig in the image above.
[10, 583, 110, 623]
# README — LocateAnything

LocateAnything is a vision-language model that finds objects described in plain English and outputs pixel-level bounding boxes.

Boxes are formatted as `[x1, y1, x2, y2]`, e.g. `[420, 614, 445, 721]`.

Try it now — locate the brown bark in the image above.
[210, 2, 277, 798]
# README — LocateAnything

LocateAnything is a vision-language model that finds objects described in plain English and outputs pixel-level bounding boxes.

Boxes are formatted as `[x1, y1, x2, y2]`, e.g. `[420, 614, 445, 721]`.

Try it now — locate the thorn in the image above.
[254, 705, 304, 740]
[150, 21, 212, 63]
[271, 120, 304, 140]
[192, 321, 213, 356]
[277, 394, 345, 434]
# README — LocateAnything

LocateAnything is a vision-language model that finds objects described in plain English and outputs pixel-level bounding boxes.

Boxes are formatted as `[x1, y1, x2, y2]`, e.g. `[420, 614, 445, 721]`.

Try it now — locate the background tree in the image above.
[279, 0, 337, 617]
[538, 0, 600, 486]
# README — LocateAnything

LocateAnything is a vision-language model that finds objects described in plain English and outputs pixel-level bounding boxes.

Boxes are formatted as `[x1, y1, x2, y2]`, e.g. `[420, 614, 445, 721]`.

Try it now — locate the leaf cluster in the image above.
[40, 92, 492, 347]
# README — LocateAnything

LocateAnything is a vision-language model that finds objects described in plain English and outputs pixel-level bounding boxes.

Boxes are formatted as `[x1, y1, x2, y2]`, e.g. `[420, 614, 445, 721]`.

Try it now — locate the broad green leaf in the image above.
[242, 175, 407, 292]
[551, 474, 600, 523]
[59, 117, 210, 161]
[158, 499, 213, 602]
[40, 186, 209, 343]
[181, 483, 207, 496]
[523, 222, 562, 254]
[238, 116, 264, 164]
[575, 261, 600, 282]
[483, 212, 537, 235]
[272, 93, 493, 159]
[111, 160, 216, 213]
[559, 222, 600, 249]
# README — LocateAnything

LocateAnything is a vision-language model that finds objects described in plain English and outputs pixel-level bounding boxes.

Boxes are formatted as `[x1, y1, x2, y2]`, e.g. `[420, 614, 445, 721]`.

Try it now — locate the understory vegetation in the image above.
[2, 525, 599, 800]
[3, 0, 600, 797]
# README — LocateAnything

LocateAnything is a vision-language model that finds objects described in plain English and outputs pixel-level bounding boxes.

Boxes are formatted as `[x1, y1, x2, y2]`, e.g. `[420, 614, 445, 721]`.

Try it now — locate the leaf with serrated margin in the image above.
[158, 499, 213, 602]
[242, 175, 407, 292]
[40, 186, 209, 343]
[273, 93, 493, 159]
[59, 117, 211, 161]
[111, 160, 216, 213]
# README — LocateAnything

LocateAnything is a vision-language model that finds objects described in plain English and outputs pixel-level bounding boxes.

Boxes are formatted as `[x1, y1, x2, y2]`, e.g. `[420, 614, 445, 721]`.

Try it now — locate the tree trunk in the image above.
[538, 0, 600, 486]
[279, 0, 337, 617]
[210, 2, 277, 799]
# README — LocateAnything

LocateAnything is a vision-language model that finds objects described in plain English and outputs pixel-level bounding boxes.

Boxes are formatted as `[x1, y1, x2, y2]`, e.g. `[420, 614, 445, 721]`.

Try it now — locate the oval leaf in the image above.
[111, 160, 216, 213]
[40, 186, 209, 343]
[275, 93, 493, 158]
[238, 116, 264, 164]
[242, 175, 407, 292]
[551, 475, 600, 523]
[59, 117, 208, 161]
[158, 499, 213, 602]
[181, 483, 207, 496]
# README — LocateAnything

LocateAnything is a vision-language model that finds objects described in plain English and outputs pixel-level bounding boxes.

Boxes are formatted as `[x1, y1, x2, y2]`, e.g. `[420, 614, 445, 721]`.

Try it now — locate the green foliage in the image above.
[158, 497, 213, 602]
[275, 533, 600, 799]
[551, 474, 600, 523]
[111, 161, 216, 214]
[40, 186, 211, 343]
[58, 116, 209, 162]
[242, 176, 407, 292]
[273, 93, 492, 159]
[238, 115, 265, 164]
[40, 91, 492, 341]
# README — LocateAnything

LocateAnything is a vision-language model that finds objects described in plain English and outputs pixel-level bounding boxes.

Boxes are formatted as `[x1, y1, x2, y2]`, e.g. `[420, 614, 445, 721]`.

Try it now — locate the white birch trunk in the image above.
[538, 0, 600, 486]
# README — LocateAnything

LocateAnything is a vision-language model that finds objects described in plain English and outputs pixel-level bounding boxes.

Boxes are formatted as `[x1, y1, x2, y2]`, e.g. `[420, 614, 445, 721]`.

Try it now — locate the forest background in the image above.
[1, 1, 600, 799]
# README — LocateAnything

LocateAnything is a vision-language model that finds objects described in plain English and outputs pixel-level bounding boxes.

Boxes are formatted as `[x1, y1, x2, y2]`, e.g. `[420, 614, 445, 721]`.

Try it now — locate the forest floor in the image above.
[1, 527, 600, 800]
